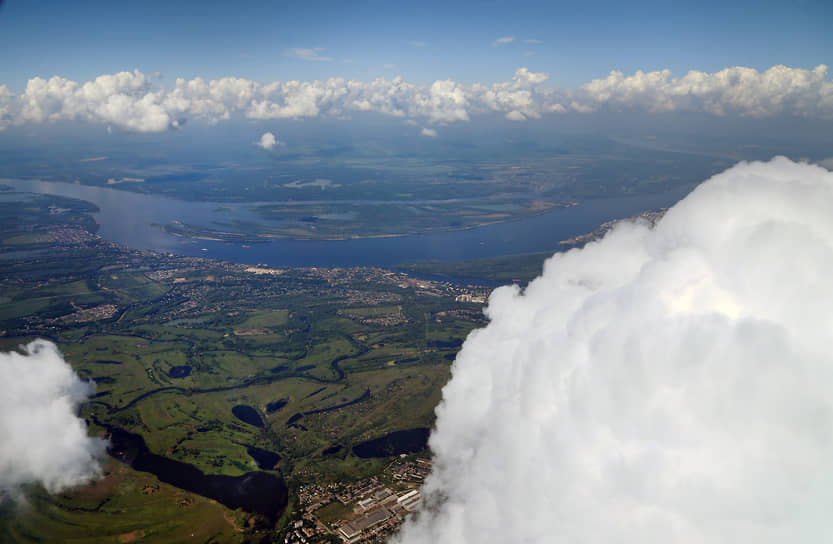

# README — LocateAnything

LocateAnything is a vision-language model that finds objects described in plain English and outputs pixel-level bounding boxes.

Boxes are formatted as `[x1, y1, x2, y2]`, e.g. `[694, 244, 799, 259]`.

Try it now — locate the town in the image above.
[285, 458, 432, 543]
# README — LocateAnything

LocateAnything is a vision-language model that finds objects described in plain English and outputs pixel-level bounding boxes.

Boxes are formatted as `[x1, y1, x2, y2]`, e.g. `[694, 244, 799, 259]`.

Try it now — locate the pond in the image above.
[167, 365, 191, 378]
[352, 428, 430, 458]
[232, 405, 264, 428]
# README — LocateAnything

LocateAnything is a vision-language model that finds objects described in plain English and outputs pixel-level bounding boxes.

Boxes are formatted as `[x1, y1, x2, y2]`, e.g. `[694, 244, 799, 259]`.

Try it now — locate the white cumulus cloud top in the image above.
[256, 131, 279, 149]
[393, 157, 833, 544]
[0, 340, 107, 500]
[0, 65, 830, 132]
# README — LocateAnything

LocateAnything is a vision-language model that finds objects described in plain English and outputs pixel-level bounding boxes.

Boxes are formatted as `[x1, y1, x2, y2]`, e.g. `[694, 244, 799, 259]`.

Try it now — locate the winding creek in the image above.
[81, 330, 371, 521]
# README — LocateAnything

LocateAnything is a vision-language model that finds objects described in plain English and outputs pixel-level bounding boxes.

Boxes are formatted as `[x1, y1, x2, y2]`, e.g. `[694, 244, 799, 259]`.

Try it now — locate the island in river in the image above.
[161, 199, 575, 241]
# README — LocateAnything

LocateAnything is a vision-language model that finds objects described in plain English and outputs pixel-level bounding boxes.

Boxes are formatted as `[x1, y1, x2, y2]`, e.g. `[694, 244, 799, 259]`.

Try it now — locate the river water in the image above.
[2, 178, 695, 268]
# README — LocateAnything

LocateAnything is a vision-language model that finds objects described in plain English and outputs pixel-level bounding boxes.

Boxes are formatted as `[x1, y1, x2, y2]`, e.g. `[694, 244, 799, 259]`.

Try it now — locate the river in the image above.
[2, 178, 694, 268]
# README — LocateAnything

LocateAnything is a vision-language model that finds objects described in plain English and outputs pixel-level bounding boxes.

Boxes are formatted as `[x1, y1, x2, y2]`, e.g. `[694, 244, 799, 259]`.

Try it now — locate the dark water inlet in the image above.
[395, 357, 419, 365]
[322, 444, 343, 456]
[303, 387, 326, 399]
[352, 428, 430, 458]
[105, 426, 288, 522]
[265, 398, 288, 414]
[246, 446, 281, 470]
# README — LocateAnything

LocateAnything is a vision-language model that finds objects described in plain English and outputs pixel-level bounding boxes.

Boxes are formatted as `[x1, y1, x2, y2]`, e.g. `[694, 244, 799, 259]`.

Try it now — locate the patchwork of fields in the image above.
[0, 198, 491, 542]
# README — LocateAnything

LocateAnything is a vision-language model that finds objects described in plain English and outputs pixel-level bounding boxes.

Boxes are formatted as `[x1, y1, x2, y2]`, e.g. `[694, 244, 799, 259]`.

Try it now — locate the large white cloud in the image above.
[0, 65, 830, 132]
[393, 157, 833, 544]
[576, 64, 833, 116]
[471, 67, 554, 121]
[0, 340, 107, 500]
[15, 70, 173, 132]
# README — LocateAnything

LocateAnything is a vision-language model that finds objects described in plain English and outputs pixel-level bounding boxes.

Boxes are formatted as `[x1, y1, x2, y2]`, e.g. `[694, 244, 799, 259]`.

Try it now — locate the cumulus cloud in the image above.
[284, 48, 333, 62]
[493, 36, 515, 46]
[0, 65, 830, 132]
[576, 64, 833, 116]
[0, 340, 107, 500]
[256, 131, 280, 150]
[471, 67, 552, 121]
[394, 157, 833, 544]
[11, 70, 174, 132]
[420, 127, 437, 137]
[417, 79, 470, 123]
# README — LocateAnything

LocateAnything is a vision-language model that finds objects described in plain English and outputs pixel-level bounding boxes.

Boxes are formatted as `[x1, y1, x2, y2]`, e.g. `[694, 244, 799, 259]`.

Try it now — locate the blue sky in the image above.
[1, 0, 831, 91]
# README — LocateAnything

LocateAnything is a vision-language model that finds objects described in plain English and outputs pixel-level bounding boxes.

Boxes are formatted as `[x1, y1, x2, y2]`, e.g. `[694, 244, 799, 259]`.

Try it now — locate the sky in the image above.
[1, 0, 831, 91]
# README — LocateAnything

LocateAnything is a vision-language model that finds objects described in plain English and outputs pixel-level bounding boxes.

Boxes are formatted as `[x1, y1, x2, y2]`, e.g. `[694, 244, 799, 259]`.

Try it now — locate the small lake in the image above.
[232, 405, 264, 428]
[1, 178, 694, 269]
[167, 365, 191, 378]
